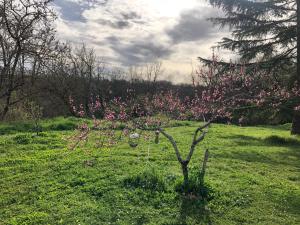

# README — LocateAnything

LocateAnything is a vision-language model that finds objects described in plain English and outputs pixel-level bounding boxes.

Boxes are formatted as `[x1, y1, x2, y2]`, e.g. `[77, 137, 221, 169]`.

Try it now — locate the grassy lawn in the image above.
[0, 117, 299, 225]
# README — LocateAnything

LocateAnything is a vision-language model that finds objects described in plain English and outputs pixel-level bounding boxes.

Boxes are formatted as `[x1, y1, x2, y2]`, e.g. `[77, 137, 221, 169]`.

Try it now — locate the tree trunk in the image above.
[292, 112, 300, 135]
[200, 149, 210, 185]
[155, 130, 160, 144]
[0, 106, 9, 121]
[0, 93, 11, 121]
[293, 0, 300, 134]
[181, 162, 189, 191]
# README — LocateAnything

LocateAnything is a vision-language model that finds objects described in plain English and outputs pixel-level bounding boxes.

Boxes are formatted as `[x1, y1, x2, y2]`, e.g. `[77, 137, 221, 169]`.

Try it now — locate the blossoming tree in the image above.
[69, 57, 300, 191]
[69, 92, 212, 191]
[193, 55, 300, 125]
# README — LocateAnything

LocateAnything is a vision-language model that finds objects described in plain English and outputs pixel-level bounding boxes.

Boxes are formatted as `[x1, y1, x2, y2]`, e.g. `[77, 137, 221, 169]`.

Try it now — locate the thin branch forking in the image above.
[159, 121, 211, 164]
[159, 128, 183, 163]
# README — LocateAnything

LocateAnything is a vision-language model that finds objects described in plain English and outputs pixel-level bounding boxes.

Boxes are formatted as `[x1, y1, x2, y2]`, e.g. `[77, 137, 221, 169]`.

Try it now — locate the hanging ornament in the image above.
[128, 132, 140, 148]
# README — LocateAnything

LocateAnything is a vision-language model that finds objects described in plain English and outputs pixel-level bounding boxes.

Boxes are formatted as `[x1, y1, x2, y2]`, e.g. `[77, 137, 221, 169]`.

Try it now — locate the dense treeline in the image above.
[1, 43, 196, 120]
[0, 39, 196, 119]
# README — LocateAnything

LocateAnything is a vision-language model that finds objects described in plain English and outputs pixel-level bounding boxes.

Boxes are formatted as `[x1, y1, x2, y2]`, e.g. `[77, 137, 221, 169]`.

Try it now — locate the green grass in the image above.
[0, 118, 299, 225]
[0, 117, 82, 135]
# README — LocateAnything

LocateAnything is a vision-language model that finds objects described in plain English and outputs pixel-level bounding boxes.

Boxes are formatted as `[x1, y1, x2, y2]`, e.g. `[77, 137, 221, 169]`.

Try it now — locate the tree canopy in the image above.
[200, 0, 297, 74]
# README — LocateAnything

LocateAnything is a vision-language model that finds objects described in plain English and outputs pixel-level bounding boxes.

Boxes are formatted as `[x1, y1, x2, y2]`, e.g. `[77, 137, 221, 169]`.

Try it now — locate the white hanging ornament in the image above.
[129, 133, 140, 148]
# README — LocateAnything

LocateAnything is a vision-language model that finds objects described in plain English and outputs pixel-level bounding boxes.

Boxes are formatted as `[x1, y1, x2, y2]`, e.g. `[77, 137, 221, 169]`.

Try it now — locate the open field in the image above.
[0, 118, 299, 225]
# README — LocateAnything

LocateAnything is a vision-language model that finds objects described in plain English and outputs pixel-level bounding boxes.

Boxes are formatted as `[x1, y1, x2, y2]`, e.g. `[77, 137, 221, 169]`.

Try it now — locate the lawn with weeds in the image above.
[0, 118, 299, 224]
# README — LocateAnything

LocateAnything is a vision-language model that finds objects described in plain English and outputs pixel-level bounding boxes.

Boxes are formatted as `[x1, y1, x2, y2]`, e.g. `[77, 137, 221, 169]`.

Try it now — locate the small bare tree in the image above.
[152, 121, 210, 190]
[144, 61, 163, 94]
[23, 100, 43, 135]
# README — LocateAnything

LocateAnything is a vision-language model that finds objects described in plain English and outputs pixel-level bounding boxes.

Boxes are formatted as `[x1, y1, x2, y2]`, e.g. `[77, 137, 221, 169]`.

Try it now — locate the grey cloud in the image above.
[97, 19, 130, 29]
[54, 0, 144, 28]
[167, 8, 220, 44]
[115, 21, 130, 29]
[107, 36, 173, 65]
[121, 12, 141, 20]
[54, 0, 108, 22]
[97, 11, 143, 29]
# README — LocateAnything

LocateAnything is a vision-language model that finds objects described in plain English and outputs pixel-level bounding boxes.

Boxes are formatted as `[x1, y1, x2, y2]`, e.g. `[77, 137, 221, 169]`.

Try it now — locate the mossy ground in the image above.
[0, 117, 299, 224]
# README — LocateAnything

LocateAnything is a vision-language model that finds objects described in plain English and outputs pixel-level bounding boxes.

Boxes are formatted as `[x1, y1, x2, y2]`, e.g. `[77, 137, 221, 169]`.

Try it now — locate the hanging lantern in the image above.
[129, 133, 140, 148]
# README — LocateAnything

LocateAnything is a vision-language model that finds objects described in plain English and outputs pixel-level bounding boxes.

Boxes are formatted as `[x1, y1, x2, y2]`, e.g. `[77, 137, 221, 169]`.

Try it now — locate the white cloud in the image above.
[53, 0, 230, 83]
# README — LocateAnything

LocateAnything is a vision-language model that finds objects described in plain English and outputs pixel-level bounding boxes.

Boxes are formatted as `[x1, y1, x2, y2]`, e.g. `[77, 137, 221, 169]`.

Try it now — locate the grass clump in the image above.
[13, 134, 32, 144]
[123, 167, 166, 192]
[47, 121, 77, 131]
[175, 167, 214, 200]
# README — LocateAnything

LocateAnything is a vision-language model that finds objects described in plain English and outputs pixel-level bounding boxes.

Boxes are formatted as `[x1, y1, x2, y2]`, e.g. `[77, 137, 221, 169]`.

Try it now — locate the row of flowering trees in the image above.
[69, 57, 296, 126]
[192, 55, 300, 129]
[69, 58, 300, 191]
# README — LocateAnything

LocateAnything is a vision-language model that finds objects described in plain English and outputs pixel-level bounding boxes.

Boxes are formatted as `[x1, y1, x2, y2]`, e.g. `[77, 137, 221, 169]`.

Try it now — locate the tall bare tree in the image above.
[0, 0, 57, 120]
[145, 61, 163, 84]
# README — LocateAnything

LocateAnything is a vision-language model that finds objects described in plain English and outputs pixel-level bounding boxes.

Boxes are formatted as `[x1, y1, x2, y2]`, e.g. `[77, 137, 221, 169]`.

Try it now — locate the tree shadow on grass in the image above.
[179, 197, 211, 225]
[122, 168, 212, 225]
[272, 188, 300, 217]
[164, 196, 211, 225]
[257, 123, 292, 131]
[215, 134, 300, 219]
[217, 135, 300, 168]
[221, 134, 300, 148]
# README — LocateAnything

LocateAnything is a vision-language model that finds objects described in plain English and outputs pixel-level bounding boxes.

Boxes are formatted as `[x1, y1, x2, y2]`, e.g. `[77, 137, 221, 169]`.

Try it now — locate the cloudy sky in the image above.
[53, 0, 231, 83]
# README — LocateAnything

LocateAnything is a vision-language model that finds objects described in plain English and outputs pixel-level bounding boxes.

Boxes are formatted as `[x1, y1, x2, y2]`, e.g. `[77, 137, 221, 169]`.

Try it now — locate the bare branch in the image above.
[159, 128, 183, 163]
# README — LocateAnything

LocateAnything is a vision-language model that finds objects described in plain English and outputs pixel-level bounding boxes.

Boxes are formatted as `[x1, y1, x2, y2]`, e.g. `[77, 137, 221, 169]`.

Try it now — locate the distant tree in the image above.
[43, 43, 108, 116]
[127, 61, 163, 95]
[201, 0, 300, 134]
[145, 61, 163, 83]
[23, 100, 43, 135]
[0, 0, 57, 120]
[127, 66, 141, 82]
[144, 61, 163, 93]
[43, 44, 78, 115]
